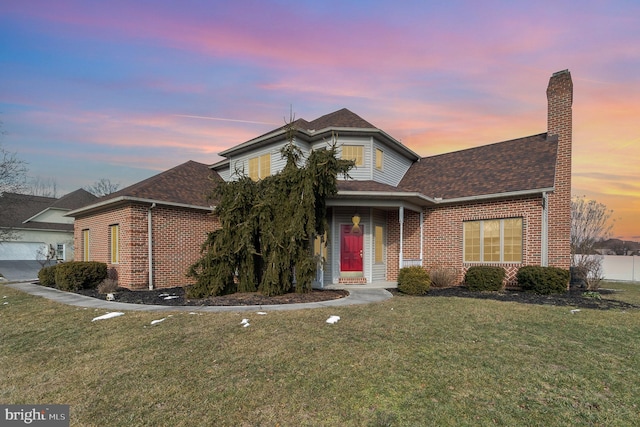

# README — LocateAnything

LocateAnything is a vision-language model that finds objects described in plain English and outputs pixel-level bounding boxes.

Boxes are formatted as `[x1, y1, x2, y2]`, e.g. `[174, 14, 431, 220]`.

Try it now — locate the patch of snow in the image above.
[158, 293, 170, 297]
[570, 309, 581, 314]
[163, 295, 179, 300]
[240, 318, 250, 327]
[326, 315, 340, 324]
[257, 312, 267, 315]
[151, 318, 166, 325]
[92, 312, 125, 322]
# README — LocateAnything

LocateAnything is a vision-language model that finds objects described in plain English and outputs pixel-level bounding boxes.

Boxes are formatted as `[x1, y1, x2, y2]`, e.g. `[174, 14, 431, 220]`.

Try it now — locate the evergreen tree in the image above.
[188, 125, 353, 297]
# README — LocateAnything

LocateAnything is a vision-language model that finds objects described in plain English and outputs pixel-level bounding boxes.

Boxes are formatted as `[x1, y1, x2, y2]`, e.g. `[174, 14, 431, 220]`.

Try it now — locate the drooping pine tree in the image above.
[187, 123, 353, 297]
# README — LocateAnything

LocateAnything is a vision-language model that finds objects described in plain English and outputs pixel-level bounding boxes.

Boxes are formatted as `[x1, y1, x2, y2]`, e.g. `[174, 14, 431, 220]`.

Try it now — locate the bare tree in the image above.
[28, 175, 58, 198]
[85, 178, 120, 197]
[1, 121, 28, 242]
[571, 196, 614, 290]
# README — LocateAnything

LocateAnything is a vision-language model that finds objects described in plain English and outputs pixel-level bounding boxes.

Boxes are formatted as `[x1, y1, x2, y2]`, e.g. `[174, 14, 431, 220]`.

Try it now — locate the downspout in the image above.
[399, 206, 404, 270]
[148, 203, 156, 290]
[541, 192, 549, 266]
[419, 209, 424, 265]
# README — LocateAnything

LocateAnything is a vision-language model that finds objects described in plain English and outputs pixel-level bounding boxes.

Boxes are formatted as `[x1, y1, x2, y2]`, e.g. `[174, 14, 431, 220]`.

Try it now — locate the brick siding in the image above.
[74, 203, 219, 289]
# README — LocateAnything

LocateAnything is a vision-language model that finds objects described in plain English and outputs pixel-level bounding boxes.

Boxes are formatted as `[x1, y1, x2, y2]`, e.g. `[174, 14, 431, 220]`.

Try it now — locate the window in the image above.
[374, 225, 385, 263]
[463, 218, 522, 263]
[55, 244, 65, 260]
[313, 233, 327, 261]
[249, 153, 271, 180]
[341, 145, 364, 166]
[110, 224, 120, 264]
[375, 148, 383, 170]
[82, 229, 90, 261]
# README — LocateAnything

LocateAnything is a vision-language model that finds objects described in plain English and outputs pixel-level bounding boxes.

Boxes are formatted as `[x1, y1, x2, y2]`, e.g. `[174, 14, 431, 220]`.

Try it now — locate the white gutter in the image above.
[541, 192, 549, 266]
[399, 206, 404, 270]
[432, 188, 555, 205]
[148, 203, 156, 290]
[66, 196, 213, 217]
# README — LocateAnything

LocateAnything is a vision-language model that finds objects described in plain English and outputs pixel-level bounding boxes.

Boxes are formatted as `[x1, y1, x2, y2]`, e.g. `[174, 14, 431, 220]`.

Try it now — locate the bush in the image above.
[465, 266, 505, 291]
[517, 266, 569, 295]
[38, 265, 58, 287]
[429, 266, 459, 288]
[54, 261, 108, 292]
[397, 266, 431, 295]
[97, 278, 119, 294]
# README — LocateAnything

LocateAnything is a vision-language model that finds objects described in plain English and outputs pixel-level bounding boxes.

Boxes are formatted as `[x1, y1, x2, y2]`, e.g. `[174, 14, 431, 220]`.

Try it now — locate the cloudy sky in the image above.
[1, 0, 638, 240]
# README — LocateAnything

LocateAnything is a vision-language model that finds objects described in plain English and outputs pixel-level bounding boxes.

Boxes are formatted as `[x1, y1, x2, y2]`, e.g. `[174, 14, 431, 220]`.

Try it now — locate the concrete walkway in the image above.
[3, 281, 393, 313]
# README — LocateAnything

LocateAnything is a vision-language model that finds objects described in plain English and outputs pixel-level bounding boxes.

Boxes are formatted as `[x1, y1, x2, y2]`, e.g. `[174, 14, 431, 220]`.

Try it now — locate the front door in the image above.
[340, 224, 363, 273]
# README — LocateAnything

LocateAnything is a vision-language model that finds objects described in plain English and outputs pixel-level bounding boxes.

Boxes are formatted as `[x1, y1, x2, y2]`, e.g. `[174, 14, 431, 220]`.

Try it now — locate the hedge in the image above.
[397, 266, 431, 295]
[38, 265, 58, 287]
[465, 266, 505, 291]
[54, 261, 108, 292]
[517, 266, 569, 294]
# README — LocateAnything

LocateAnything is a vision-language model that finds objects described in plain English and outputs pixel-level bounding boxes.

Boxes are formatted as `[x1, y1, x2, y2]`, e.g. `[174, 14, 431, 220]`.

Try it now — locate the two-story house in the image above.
[68, 70, 572, 290]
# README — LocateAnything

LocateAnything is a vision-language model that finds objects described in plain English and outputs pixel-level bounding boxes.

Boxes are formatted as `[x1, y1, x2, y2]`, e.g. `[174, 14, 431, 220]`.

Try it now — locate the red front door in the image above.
[340, 224, 363, 272]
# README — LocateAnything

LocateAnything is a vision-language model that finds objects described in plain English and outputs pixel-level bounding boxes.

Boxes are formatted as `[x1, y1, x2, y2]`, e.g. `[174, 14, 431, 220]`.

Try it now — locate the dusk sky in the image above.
[1, 1, 638, 240]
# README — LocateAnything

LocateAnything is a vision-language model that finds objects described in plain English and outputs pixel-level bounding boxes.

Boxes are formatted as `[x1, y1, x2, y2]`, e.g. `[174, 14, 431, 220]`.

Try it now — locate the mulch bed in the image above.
[70, 284, 640, 310]
[393, 286, 640, 310]
[76, 287, 349, 306]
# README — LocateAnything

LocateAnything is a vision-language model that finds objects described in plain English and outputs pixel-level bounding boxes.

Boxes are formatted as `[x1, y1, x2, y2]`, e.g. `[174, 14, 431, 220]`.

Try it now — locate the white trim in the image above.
[66, 196, 214, 217]
[541, 192, 549, 266]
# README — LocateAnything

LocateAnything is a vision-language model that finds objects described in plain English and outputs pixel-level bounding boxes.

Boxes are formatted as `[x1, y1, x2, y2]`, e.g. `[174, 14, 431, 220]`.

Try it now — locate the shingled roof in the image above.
[0, 190, 97, 231]
[219, 109, 383, 158]
[398, 133, 558, 200]
[96, 160, 221, 207]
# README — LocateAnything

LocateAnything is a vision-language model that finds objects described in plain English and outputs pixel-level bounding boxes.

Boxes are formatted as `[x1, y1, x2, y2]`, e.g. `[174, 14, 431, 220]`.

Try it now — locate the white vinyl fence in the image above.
[575, 255, 640, 282]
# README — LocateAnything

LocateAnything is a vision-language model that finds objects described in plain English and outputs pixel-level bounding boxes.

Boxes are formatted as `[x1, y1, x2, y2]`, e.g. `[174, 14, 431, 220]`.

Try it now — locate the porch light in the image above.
[351, 212, 361, 233]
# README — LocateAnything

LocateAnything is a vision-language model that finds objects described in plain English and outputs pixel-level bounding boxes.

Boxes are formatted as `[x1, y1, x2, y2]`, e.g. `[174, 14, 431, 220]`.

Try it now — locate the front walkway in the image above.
[4, 281, 393, 313]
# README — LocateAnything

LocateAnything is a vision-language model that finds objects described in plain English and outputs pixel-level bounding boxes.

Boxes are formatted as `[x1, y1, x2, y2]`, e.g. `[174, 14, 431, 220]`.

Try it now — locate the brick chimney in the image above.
[546, 69, 573, 269]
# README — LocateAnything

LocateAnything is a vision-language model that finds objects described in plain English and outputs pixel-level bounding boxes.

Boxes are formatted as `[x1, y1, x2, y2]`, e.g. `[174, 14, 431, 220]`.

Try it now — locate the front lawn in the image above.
[1, 281, 639, 426]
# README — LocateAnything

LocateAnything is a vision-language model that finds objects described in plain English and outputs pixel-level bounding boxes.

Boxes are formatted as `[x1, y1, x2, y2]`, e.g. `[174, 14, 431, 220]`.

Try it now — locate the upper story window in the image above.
[249, 153, 271, 181]
[341, 145, 364, 166]
[375, 148, 383, 170]
[463, 218, 522, 263]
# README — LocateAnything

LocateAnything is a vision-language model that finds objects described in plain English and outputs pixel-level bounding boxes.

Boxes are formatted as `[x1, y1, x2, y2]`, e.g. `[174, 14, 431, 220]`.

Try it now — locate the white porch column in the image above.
[399, 206, 404, 270]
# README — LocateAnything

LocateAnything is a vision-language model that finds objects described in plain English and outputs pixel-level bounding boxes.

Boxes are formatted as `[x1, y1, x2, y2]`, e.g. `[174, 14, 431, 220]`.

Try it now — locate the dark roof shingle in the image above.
[101, 160, 221, 207]
[399, 133, 557, 199]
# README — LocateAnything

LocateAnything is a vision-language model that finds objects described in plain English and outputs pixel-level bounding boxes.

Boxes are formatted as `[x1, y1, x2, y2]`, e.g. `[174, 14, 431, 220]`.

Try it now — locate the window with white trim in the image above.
[463, 218, 522, 263]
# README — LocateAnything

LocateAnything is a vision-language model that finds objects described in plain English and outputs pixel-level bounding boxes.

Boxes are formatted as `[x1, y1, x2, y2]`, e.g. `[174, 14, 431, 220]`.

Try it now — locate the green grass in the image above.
[1, 282, 639, 426]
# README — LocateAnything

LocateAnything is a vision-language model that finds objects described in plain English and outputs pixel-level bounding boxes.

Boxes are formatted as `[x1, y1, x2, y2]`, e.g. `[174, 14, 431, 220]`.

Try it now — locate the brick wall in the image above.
[74, 203, 219, 289]
[385, 197, 543, 285]
[546, 70, 573, 269]
[423, 197, 543, 286]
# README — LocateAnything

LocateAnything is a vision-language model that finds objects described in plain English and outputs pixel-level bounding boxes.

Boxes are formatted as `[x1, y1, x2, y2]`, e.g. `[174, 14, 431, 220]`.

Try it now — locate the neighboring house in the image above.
[69, 70, 573, 290]
[0, 189, 97, 261]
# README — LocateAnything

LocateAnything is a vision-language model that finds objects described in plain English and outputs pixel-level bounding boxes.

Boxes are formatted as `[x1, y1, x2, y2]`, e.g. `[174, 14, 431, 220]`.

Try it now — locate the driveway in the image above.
[0, 260, 51, 282]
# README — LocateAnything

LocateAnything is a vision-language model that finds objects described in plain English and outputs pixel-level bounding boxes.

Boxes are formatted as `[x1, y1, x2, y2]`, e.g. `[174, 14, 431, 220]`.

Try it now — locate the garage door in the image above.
[0, 242, 47, 260]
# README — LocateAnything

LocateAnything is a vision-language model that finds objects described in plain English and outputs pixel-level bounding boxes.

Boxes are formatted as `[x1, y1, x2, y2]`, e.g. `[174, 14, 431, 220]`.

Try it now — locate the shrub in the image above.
[97, 278, 119, 294]
[54, 261, 108, 292]
[429, 266, 459, 288]
[38, 265, 58, 287]
[397, 266, 431, 295]
[517, 266, 569, 295]
[465, 266, 505, 291]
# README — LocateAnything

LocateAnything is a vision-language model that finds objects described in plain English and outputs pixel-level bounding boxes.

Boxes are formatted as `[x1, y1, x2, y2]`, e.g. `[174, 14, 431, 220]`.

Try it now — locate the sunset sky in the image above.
[1, 1, 638, 240]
